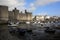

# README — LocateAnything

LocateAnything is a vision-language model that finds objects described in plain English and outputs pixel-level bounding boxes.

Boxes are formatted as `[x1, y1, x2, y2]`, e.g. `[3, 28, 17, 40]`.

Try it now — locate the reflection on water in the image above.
[0, 24, 60, 40]
[0, 24, 8, 40]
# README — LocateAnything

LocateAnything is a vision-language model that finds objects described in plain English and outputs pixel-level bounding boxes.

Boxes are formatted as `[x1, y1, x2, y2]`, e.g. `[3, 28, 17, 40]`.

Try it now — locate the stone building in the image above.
[13, 8, 19, 21]
[0, 5, 8, 23]
[9, 8, 19, 23]
[9, 8, 32, 22]
[8, 11, 14, 22]
[17, 10, 32, 22]
[33, 15, 45, 22]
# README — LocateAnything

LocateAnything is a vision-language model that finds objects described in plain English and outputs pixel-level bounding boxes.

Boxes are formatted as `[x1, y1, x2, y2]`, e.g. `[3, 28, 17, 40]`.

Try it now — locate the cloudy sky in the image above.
[0, 0, 60, 16]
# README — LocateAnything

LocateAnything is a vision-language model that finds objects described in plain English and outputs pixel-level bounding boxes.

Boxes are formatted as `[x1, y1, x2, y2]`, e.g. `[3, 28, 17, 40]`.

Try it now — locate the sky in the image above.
[0, 0, 60, 16]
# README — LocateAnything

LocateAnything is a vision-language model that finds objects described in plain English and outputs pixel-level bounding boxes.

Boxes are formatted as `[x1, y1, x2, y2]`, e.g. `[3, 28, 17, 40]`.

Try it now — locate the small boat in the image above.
[17, 28, 32, 36]
[8, 22, 18, 27]
[26, 21, 30, 24]
[8, 24, 18, 27]
[45, 27, 56, 34]
[8, 27, 17, 33]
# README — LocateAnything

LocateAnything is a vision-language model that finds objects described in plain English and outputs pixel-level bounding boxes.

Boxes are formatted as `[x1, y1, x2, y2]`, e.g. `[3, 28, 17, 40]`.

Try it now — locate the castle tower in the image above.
[25, 10, 32, 21]
[13, 8, 19, 22]
[25, 10, 27, 13]
[0, 5, 8, 23]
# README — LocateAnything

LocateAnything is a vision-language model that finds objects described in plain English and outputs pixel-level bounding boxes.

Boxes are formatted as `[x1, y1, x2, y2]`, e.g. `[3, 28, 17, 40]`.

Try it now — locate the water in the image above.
[0, 24, 20, 40]
[15, 24, 60, 40]
[0, 24, 60, 40]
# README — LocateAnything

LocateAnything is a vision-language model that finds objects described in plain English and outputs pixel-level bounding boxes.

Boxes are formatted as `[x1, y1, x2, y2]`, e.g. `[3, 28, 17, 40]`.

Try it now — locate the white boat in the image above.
[8, 24, 18, 26]
[26, 21, 30, 24]
[8, 22, 19, 26]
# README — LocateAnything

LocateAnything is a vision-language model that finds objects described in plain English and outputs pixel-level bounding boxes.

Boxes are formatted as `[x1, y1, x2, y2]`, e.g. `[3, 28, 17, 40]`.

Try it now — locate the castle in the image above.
[0, 5, 59, 23]
[0, 5, 32, 23]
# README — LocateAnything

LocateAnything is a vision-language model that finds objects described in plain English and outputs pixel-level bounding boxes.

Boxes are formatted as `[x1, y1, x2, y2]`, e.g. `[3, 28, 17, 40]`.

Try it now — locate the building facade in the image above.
[9, 8, 19, 23]
[9, 11, 14, 22]
[0, 5, 8, 23]
[33, 15, 45, 22]
[17, 10, 32, 22]
[9, 8, 32, 22]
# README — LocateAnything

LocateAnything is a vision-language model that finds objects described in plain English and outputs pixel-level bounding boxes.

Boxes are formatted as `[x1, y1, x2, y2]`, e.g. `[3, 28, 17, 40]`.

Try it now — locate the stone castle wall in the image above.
[0, 5, 8, 23]
[9, 8, 32, 22]
[17, 10, 32, 22]
[0, 5, 32, 23]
